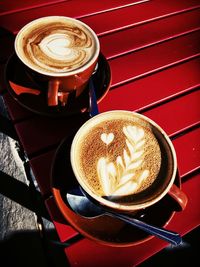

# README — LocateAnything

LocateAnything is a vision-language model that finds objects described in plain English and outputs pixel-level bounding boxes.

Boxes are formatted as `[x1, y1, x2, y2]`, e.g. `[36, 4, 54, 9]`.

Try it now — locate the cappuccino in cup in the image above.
[71, 111, 187, 212]
[15, 16, 100, 106]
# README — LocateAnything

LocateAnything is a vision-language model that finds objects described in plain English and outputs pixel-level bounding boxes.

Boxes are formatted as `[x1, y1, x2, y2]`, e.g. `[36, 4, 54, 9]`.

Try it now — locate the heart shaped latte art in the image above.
[101, 133, 114, 145]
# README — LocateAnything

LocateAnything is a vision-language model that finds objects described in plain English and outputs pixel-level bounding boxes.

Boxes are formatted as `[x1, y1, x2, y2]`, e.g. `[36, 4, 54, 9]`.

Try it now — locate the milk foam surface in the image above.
[78, 117, 161, 198]
[16, 17, 97, 74]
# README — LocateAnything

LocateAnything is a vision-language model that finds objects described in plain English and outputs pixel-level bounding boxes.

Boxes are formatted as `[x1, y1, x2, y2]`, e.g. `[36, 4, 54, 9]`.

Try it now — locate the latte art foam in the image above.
[15, 17, 97, 75]
[77, 117, 162, 198]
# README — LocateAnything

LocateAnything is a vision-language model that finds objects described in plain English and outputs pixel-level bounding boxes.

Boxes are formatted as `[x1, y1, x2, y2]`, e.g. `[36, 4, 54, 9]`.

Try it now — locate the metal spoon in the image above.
[89, 78, 99, 117]
[66, 188, 182, 246]
[88, 63, 99, 117]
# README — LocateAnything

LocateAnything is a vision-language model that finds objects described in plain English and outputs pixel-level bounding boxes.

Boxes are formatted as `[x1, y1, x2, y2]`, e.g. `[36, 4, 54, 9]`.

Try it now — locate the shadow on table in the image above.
[0, 170, 50, 220]
[0, 229, 70, 267]
[139, 226, 199, 267]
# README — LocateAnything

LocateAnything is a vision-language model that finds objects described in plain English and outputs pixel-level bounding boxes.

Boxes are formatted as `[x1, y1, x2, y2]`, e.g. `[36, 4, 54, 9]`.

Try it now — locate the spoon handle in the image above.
[89, 78, 99, 117]
[109, 212, 182, 246]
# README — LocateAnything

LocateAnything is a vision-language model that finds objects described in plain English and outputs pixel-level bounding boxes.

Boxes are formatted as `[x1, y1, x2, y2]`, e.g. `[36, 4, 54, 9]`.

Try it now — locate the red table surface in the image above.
[0, 0, 200, 266]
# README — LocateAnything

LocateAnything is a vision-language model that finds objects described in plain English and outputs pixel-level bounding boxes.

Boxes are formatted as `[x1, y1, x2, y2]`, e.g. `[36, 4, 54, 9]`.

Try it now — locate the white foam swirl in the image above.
[39, 33, 72, 59]
[21, 21, 96, 74]
[97, 125, 150, 197]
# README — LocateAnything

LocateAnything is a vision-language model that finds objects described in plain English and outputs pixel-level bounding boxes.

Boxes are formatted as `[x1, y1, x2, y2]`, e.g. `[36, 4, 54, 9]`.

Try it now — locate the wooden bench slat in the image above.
[82, 1, 200, 37]
[142, 90, 200, 137]
[0, 0, 147, 33]
[3, 43, 200, 123]
[99, 9, 200, 59]
[14, 89, 199, 156]
[45, 197, 78, 243]
[173, 128, 200, 177]
[14, 113, 89, 156]
[0, 0, 67, 16]
[99, 58, 200, 112]
[109, 31, 200, 87]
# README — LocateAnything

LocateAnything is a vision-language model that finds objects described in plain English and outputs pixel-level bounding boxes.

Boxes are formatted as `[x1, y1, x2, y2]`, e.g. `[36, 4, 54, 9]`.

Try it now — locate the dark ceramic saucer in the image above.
[51, 135, 181, 247]
[5, 53, 111, 117]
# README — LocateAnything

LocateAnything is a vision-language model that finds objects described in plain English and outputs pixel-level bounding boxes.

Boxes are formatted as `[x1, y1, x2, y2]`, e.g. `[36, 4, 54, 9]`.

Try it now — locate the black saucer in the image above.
[5, 53, 111, 117]
[51, 135, 180, 247]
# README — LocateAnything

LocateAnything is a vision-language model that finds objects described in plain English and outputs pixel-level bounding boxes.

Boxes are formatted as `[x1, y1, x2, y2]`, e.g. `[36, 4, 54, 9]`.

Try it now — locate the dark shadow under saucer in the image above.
[5, 53, 111, 117]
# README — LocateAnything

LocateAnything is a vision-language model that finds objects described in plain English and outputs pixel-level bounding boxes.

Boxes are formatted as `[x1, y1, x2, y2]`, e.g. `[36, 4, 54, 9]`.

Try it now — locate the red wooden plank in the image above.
[4, 38, 200, 122]
[99, 9, 200, 59]
[13, 88, 200, 157]
[0, 0, 67, 16]
[0, 0, 148, 33]
[29, 150, 55, 196]
[82, 0, 200, 37]
[3, 93, 34, 121]
[173, 128, 200, 177]
[142, 90, 200, 137]
[0, 65, 6, 94]
[64, 174, 200, 267]
[14, 113, 89, 156]
[109, 31, 200, 87]
[0, 33, 14, 64]
[99, 58, 200, 113]
[45, 197, 78, 242]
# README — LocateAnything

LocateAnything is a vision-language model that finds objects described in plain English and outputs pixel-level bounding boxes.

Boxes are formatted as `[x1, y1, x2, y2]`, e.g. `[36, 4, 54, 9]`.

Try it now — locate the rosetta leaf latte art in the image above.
[97, 126, 149, 197]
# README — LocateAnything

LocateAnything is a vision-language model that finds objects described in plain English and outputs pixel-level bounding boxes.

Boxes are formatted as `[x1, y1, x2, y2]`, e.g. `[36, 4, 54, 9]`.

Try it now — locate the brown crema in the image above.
[20, 21, 96, 74]
[77, 118, 162, 198]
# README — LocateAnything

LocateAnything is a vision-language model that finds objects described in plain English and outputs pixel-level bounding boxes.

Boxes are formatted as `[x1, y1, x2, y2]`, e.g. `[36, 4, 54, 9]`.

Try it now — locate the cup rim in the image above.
[14, 16, 100, 77]
[70, 110, 177, 211]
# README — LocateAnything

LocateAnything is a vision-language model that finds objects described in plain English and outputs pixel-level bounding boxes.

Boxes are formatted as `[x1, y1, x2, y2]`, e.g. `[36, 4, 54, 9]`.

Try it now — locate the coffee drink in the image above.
[71, 111, 162, 200]
[78, 117, 161, 198]
[71, 111, 188, 212]
[15, 16, 99, 76]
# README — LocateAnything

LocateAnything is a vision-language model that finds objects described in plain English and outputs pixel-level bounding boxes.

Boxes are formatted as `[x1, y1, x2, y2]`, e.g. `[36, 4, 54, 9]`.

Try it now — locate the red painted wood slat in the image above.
[173, 128, 200, 177]
[3, 37, 200, 122]
[99, 9, 200, 59]
[142, 90, 200, 137]
[14, 88, 199, 157]
[64, 174, 200, 267]
[45, 197, 78, 242]
[109, 31, 200, 87]
[0, 0, 148, 33]
[99, 58, 200, 113]
[82, 1, 200, 37]
[3, 93, 34, 121]
[0, 0, 68, 16]
[14, 112, 89, 156]
[29, 150, 56, 196]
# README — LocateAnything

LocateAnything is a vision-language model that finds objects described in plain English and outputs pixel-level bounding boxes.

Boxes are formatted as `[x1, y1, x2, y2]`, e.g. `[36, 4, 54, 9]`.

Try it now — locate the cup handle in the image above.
[48, 80, 60, 106]
[168, 184, 188, 211]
